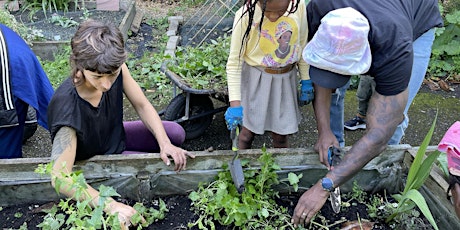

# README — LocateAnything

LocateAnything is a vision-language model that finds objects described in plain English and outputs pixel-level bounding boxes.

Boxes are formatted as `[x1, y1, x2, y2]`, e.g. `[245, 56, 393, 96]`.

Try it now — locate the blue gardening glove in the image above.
[224, 106, 243, 130]
[299, 79, 314, 106]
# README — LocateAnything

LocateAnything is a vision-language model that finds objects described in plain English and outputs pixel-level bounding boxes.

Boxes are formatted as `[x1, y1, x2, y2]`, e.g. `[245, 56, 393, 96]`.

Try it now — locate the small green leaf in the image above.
[260, 208, 269, 218]
[98, 184, 120, 198]
[189, 191, 200, 201]
[400, 189, 439, 230]
[288, 172, 300, 185]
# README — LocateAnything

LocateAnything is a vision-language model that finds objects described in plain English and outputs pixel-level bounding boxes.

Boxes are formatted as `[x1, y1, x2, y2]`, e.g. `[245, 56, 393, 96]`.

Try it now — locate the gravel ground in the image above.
[21, 1, 460, 158]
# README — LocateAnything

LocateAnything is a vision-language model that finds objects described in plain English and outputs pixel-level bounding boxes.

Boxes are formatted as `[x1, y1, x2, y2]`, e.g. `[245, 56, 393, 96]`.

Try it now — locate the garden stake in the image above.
[229, 127, 245, 193]
[328, 146, 343, 213]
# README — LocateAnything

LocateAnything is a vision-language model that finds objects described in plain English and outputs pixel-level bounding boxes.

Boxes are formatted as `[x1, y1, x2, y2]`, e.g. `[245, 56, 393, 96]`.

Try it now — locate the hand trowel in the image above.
[328, 146, 343, 213]
[230, 127, 245, 193]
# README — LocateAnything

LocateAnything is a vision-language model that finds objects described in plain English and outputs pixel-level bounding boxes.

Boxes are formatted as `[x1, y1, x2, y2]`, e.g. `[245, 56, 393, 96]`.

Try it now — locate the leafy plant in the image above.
[336, 180, 436, 229]
[18, 222, 28, 229]
[80, 7, 89, 20]
[341, 181, 385, 219]
[143, 16, 169, 49]
[0, 8, 44, 45]
[348, 75, 360, 90]
[428, 8, 460, 79]
[21, 0, 82, 19]
[126, 50, 173, 105]
[34, 162, 168, 229]
[366, 193, 384, 219]
[441, 0, 460, 15]
[188, 145, 302, 230]
[47, 7, 88, 28]
[385, 114, 440, 230]
[49, 13, 78, 28]
[349, 180, 366, 203]
[166, 35, 230, 92]
[40, 45, 71, 89]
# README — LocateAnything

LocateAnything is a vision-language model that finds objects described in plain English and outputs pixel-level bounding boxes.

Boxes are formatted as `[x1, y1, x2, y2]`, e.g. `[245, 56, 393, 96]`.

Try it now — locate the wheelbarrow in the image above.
[160, 62, 229, 139]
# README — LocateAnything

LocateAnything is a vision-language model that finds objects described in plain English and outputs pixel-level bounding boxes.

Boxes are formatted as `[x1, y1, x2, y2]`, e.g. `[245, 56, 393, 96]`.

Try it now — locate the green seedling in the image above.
[34, 162, 167, 229]
[386, 114, 440, 230]
[188, 145, 302, 230]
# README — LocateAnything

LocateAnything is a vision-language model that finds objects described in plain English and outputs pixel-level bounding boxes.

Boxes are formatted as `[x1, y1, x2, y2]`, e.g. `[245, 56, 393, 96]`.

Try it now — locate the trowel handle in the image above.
[327, 147, 333, 166]
[230, 128, 236, 141]
[230, 127, 239, 152]
[328, 146, 343, 166]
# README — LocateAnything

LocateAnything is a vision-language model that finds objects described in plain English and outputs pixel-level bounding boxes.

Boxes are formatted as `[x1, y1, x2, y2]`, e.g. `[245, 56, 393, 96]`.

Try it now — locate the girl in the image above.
[225, 0, 312, 149]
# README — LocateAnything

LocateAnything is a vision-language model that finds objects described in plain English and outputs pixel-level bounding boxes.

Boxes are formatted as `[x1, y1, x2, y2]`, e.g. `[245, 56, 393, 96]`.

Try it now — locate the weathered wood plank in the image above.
[1, 145, 410, 206]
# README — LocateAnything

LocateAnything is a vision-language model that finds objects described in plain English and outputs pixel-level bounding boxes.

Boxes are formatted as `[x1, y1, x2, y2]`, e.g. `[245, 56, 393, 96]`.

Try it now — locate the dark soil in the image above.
[1, 192, 401, 230]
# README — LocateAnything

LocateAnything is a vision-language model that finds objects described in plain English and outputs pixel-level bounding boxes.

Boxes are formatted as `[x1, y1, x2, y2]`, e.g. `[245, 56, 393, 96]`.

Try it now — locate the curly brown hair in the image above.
[69, 19, 127, 85]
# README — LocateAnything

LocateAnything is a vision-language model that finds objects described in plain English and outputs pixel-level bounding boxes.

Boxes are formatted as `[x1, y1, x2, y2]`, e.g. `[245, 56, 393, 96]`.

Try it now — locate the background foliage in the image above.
[166, 35, 230, 92]
[0, 8, 42, 45]
[428, 0, 460, 80]
[21, 0, 82, 18]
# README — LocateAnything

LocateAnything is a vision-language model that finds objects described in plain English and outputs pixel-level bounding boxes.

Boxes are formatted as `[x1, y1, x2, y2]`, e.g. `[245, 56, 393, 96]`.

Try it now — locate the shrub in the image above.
[0, 8, 43, 45]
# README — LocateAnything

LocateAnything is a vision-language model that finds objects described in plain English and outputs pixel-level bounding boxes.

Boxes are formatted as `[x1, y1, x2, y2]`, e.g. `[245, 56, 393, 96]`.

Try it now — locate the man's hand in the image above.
[291, 180, 329, 226]
[299, 80, 314, 106]
[315, 130, 339, 168]
[224, 106, 243, 130]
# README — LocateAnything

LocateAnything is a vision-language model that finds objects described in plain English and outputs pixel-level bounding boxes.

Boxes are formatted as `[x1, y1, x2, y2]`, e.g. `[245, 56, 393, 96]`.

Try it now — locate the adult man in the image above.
[0, 24, 54, 158]
[292, 0, 443, 225]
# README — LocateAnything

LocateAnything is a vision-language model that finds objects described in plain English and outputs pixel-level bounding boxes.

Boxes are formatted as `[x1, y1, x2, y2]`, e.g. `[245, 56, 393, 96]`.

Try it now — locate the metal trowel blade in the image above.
[229, 158, 245, 193]
[331, 187, 341, 213]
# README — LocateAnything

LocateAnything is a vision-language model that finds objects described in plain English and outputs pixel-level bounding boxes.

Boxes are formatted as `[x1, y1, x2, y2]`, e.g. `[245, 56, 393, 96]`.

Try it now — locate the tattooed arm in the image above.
[50, 126, 77, 190]
[327, 89, 407, 188]
[50, 126, 142, 226]
[51, 126, 105, 206]
[292, 88, 408, 226]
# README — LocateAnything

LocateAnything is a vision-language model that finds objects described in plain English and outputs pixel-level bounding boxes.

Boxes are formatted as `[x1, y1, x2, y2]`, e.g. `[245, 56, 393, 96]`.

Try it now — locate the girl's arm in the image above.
[121, 63, 194, 171]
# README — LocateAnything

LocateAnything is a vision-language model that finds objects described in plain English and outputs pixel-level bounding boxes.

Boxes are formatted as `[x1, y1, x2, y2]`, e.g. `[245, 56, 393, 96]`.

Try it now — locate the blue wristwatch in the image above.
[321, 177, 335, 192]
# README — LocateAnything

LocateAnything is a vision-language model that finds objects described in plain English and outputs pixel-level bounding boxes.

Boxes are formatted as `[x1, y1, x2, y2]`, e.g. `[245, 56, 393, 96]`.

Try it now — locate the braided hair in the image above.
[239, 0, 300, 53]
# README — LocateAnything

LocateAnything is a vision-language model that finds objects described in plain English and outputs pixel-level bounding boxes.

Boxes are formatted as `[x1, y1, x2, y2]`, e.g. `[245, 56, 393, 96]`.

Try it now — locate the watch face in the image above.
[322, 177, 334, 191]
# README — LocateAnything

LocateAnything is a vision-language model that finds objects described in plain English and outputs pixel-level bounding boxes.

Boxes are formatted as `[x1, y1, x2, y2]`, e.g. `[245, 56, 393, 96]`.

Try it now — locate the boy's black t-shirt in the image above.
[48, 73, 125, 160]
[306, 0, 443, 96]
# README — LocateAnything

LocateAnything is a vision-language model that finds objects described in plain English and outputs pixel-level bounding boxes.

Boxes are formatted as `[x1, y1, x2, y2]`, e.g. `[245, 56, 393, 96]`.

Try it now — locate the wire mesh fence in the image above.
[180, 0, 242, 46]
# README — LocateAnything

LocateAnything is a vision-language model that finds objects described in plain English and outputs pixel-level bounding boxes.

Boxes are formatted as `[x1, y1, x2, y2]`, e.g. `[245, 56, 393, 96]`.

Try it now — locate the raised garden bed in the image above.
[12, 0, 137, 60]
[1, 145, 459, 229]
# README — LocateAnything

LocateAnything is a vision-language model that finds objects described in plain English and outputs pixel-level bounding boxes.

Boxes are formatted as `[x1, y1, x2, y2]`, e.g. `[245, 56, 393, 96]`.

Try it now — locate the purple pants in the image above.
[122, 120, 185, 154]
